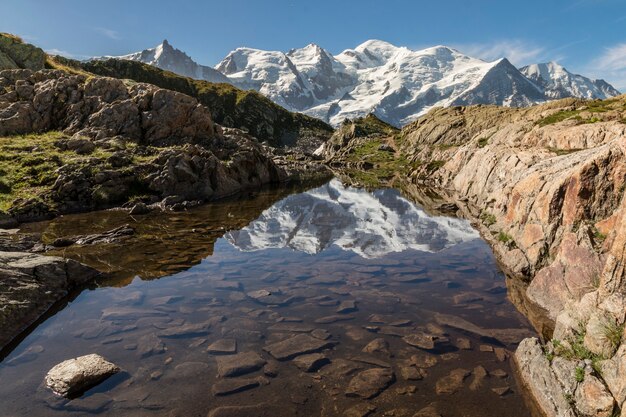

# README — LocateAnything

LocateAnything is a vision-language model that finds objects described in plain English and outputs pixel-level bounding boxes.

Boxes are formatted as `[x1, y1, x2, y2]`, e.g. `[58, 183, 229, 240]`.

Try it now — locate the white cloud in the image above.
[95, 27, 121, 40]
[453, 39, 546, 66]
[589, 43, 626, 91]
[45, 48, 90, 61]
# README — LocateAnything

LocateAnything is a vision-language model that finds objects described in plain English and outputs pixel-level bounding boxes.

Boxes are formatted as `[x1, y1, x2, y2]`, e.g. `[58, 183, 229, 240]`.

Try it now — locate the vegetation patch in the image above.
[480, 212, 497, 227]
[546, 147, 583, 156]
[497, 231, 513, 244]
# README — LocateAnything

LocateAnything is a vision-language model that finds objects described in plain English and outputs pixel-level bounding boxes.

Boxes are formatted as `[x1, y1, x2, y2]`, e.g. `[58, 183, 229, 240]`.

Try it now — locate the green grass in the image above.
[603, 319, 624, 352]
[575, 366, 585, 383]
[547, 147, 583, 156]
[0, 132, 120, 211]
[552, 333, 605, 375]
[481, 212, 497, 227]
[497, 231, 513, 243]
[537, 98, 626, 127]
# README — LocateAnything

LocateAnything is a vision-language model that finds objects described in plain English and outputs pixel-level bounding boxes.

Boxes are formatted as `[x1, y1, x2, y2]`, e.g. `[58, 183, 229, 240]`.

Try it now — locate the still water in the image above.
[0, 179, 537, 416]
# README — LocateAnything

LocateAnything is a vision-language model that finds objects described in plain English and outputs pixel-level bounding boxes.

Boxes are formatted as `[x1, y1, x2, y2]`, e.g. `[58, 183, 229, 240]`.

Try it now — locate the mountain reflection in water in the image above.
[227, 179, 478, 258]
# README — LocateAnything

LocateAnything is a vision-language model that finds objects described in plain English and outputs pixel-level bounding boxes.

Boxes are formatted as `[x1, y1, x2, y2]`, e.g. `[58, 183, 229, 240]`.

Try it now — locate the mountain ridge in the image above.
[105, 39, 621, 127]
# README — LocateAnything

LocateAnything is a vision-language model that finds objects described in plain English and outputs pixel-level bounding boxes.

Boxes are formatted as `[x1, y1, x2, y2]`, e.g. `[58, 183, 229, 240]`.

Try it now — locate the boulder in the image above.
[45, 354, 120, 397]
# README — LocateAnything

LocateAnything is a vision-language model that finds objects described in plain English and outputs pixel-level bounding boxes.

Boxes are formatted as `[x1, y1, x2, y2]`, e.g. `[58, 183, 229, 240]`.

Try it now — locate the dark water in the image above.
[0, 179, 538, 417]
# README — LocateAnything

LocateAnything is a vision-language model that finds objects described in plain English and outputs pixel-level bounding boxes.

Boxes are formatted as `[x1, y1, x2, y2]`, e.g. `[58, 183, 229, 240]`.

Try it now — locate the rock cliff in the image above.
[325, 97, 626, 417]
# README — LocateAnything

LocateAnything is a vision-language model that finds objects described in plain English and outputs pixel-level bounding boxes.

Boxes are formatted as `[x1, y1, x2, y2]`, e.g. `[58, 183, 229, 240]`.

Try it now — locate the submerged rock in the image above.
[45, 354, 120, 397]
[263, 334, 334, 360]
[207, 339, 237, 355]
[216, 351, 266, 377]
[345, 368, 395, 399]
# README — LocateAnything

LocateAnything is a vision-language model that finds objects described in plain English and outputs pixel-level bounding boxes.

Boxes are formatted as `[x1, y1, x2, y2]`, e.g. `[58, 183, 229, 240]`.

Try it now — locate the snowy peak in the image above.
[520, 62, 621, 100]
[226, 179, 479, 258]
[105, 39, 621, 128]
[111, 40, 229, 84]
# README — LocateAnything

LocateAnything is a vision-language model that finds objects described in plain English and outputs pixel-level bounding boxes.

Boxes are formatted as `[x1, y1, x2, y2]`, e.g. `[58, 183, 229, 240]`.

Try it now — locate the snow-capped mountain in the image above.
[225, 179, 479, 259]
[112, 39, 230, 84]
[520, 62, 621, 100]
[108, 40, 621, 127]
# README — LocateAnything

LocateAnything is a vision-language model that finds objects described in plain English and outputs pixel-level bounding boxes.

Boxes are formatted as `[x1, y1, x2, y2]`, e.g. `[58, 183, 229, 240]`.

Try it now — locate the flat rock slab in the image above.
[435, 368, 471, 395]
[293, 353, 330, 372]
[263, 334, 334, 360]
[402, 333, 438, 350]
[216, 351, 266, 377]
[345, 368, 395, 399]
[314, 315, 355, 324]
[212, 376, 267, 396]
[45, 354, 120, 397]
[158, 322, 211, 338]
[207, 339, 237, 355]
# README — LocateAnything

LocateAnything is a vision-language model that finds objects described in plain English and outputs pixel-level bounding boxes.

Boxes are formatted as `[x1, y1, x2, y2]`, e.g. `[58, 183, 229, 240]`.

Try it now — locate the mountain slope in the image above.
[111, 40, 230, 84]
[520, 61, 621, 99]
[82, 58, 333, 150]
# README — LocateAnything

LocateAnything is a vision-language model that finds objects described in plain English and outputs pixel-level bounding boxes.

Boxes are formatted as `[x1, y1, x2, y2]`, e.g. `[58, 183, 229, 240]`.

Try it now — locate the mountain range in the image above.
[104, 40, 621, 127]
[225, 179, 479, 258]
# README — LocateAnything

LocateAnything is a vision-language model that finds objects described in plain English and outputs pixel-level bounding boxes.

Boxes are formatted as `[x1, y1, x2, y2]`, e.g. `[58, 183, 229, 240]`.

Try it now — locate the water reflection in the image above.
[227, 179, 478, 258]
[1, 179, 538, 417]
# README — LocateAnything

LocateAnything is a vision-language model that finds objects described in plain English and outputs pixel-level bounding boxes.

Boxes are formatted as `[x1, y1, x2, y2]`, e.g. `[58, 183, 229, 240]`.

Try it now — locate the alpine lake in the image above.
[0, 178, 540, 417]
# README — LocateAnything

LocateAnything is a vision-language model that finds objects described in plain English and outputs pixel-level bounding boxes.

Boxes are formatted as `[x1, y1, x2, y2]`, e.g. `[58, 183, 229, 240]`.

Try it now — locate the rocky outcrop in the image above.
[0, 33, 46, 71]
[0, 251, 99, 351]
[325, 97, 626, 417]
[0, 69, 329, 223]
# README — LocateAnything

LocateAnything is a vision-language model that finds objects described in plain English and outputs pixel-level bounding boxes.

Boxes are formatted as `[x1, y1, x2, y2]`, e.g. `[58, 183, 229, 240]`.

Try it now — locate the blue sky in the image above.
[2, 0, 626, 89]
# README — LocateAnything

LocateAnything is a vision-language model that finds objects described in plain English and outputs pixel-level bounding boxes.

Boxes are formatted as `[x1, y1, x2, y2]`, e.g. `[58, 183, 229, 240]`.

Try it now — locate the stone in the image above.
[515, 338, 576, 417]
[456, 337, 472, 350]
[402, 332, 438, 350]
[409, 353, 438, 368]
[263, 334, 334, 360]
[311, 328, 331, 340]
[345, 368, 395, 399]
[479, 345, 494, 352]
[45, 354, 120, 397]
[399, 364, 424, 381]
[494, 347, 508, 362]
[599, 344, 626, 405]
[470, 365, 488, 391]
[207, 339, 237, 355]
[212, 376, 267, 396]
[158, 322, 210, 338]
[293, 353, 330, 372]
[362, 338, 390, 355]
[263, 361, 279, 377]
[575, 374, 615, 417]
[314, 315, 355, 324]
[492, 386, 511, 396]
[216, 351, 266, 377]
[435, 368, 471, 395]
[0, 252, 99, 351]
[344, 403, 377, 417]
[138, 334, 166, 358]
[337, 300, 358, 314]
